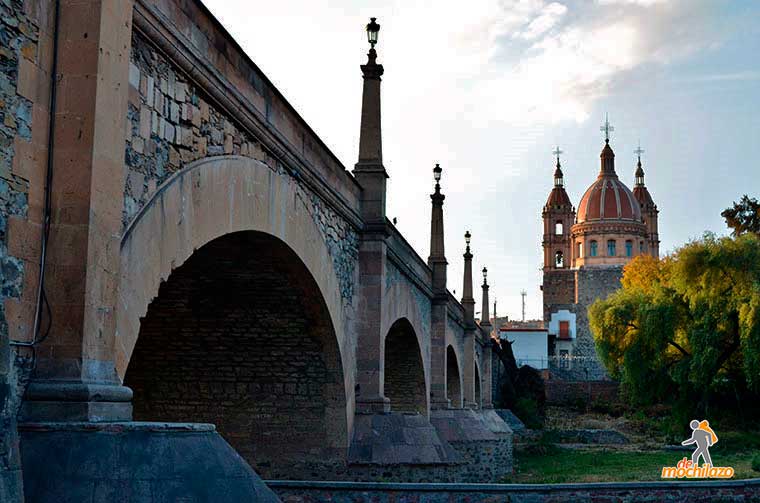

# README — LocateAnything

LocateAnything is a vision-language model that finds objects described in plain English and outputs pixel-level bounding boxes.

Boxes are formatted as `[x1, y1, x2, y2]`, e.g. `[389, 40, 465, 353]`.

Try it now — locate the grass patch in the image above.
[505, 445, 758, 483]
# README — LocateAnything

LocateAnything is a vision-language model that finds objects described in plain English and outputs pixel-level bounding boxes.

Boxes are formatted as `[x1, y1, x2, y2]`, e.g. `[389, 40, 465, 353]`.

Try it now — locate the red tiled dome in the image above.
[577, 176, 641, 222]
[576, 142, 641, 223]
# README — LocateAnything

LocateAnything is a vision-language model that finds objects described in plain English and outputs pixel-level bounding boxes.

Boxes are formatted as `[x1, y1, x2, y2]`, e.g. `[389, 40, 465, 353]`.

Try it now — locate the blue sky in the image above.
[204, 0, 760, 321]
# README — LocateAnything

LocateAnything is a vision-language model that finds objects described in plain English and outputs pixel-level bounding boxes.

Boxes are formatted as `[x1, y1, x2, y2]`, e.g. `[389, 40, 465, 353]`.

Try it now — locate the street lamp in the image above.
[465, 231, 471, 246]
[433, 163, 442, 183]
[482, 267, 488, 282]
[366, 17, 380, 48]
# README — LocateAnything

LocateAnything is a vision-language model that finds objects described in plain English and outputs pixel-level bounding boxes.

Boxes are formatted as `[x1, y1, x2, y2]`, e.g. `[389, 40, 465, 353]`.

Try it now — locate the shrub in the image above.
[752, 454, 760, 472]
[514, 397, 543, 429]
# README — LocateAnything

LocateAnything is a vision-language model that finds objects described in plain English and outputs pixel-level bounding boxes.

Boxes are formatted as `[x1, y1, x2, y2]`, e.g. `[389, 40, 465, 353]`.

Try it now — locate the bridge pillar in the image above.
[428, 165, 450, 409]
[461, 233, 477, 409]
[20, 0, 135, 422]
[353, 39, 390, 413]
[480, 270, 494, 409]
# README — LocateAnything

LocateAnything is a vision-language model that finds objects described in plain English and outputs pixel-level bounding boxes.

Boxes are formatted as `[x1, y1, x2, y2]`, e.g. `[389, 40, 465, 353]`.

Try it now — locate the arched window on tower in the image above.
[625, 240, 633, 257]
[590, 240, 598, 257]
[555, 221, 563, 235]
[607, 240, 616, 256]
[555, 250, 564, 268]
[577, 241, 583, 258]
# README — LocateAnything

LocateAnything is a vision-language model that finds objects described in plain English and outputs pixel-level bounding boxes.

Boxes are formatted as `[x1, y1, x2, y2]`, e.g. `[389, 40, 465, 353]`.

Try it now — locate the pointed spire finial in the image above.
[634, 142, 644, 167]
[600, 113, 614, 144]
[634, 142, 645, 186]
[552, 146, 563, 168]
[552, 146, 564, 188]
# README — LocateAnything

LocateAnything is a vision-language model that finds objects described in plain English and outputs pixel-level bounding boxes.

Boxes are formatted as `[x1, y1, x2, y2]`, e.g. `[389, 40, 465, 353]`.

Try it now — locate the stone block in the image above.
[151, 110, 158, 135]
[175, 82, 186, 102]
[170, 102, 180, 123]
[128, 62, 140, 88]
[139, 106, 150, 139]
[146, 76, 154, 106]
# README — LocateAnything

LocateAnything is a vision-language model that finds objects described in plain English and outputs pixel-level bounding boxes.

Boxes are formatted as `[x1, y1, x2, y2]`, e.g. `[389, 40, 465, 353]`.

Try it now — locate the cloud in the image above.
[514, 2, 568, 41]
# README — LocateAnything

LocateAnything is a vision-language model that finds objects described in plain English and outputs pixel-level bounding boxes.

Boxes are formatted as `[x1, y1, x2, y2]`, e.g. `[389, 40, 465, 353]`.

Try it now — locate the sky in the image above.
[203, 0, 760, 321]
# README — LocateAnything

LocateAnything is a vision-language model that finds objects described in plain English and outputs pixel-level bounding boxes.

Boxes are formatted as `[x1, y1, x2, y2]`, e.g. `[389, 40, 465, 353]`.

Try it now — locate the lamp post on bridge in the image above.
[353, 17, 391, 414]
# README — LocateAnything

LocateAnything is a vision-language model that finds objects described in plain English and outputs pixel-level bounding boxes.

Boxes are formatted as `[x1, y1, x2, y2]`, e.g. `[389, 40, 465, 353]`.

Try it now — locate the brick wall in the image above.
[542, 269, 575, 320]
[543, 266, 623, 381]
[124, 231, 347, 479]
[385, 320, 426, 414]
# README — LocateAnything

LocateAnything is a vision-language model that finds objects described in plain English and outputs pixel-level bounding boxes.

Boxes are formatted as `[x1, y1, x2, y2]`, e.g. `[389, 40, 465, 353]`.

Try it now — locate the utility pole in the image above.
[520, 290, 527, 322]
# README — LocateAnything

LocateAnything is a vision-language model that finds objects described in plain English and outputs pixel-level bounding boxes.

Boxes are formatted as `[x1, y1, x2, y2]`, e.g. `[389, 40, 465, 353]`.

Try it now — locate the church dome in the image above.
[576, 141, 641, 223]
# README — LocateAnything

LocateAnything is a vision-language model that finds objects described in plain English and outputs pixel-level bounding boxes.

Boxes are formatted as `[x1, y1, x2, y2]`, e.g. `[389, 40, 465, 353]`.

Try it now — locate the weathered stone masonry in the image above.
[0, 1, 41, 500]
[124, 31, 358, 301]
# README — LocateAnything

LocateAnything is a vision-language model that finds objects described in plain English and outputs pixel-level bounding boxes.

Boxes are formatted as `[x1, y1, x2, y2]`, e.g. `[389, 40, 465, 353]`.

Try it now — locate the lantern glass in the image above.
[465, 231, 471, 245]
[366, 18, 380, 46]
[482, 267, 488, 280]
[433, 164, 442, 182]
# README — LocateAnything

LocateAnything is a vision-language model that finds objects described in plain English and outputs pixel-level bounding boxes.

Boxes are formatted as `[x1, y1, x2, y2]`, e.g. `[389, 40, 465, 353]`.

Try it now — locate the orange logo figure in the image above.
[661, 419, 733, 479]
[681, 419, 717, 467]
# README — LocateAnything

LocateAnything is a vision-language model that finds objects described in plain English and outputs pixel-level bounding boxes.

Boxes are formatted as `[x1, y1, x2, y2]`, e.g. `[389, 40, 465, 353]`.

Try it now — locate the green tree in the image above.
[589, 233, 760, 418]
[722, 195, 760, 236]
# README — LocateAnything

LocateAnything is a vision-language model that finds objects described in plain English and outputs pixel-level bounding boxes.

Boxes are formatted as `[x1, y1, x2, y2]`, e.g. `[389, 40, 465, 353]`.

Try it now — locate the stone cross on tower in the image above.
[600, 114, 614, 143]
[634, 143, 645, 162]
[553, 146, 563, 165]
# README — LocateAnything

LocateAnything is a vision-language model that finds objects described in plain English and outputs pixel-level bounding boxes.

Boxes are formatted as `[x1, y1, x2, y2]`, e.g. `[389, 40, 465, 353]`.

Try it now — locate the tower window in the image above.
[607, 240, 616, 256]
[590, 240, 598, 257]
[555, 250, 564, 268]
[577, 242, 583, 258]
[640, 241, 645, 253]
[625, 240, 633, 257]
[555, 221, 563, 235]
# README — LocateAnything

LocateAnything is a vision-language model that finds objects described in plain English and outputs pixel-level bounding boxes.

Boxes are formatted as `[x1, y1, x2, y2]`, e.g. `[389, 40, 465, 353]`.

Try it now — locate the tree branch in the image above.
[668, 340, 690, 357]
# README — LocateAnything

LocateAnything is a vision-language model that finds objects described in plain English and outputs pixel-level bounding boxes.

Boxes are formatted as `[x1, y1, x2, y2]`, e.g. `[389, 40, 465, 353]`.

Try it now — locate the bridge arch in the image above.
[446, 344, 463, 408]
[116, 156, 353, 477]
[383, 318, 427, 414]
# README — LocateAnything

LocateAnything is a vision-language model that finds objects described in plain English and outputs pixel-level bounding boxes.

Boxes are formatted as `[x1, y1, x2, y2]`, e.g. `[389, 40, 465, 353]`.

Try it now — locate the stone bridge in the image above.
[0, 0, 510, 499]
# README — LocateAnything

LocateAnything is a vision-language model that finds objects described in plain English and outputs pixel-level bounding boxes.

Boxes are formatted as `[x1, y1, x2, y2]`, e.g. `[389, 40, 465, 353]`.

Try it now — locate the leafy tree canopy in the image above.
[722, 195, 760, 237]
[589, 233, 760, 416]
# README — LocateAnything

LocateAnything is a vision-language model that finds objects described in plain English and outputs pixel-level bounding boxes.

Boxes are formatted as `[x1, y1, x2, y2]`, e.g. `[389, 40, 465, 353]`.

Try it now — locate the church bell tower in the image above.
[542, 147, 575, 270]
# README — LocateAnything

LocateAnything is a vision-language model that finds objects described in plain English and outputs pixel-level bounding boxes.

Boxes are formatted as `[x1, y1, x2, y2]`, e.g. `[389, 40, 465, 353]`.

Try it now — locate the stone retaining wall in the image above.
[269, 479, 760, 503]
[545, 379, 620, 405]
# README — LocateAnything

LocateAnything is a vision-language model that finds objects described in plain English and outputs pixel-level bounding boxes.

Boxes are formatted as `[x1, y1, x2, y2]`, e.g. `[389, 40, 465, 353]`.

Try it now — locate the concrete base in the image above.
[19, 421, 280, 503]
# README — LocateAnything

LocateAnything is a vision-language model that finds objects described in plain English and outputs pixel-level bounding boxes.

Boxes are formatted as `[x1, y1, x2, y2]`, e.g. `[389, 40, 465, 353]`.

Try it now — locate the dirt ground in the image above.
[542, 405, 668, 449]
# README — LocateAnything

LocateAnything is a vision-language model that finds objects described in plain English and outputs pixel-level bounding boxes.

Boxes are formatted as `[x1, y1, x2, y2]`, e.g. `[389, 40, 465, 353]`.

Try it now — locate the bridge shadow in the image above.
[446, 345, 462, 408]
[384, 318, 426, 415]
[124, 230, 347, 479]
